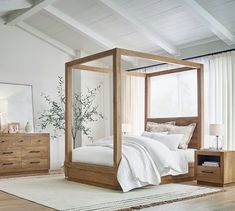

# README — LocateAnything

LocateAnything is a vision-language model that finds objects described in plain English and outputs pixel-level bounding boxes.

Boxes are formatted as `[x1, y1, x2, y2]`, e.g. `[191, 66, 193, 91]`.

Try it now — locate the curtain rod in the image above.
[128, 48, 235, 71]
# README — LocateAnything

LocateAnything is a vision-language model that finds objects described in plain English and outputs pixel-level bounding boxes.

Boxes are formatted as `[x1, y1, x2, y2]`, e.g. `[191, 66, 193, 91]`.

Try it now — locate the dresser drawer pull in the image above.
[37, 140, 41, 142]
[29, 150, 40, 153]
[19, 140, 24, 143]
[2, 151, 13, 155]
[2, 162, 13, 166]
[30, 161, 40, 164]
[0, 140, 6, 143]
[201, 171, 214, 174]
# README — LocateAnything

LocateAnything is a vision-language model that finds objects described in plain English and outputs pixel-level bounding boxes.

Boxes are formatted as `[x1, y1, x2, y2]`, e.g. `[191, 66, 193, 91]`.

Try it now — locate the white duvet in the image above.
[84, 135, 188, 192]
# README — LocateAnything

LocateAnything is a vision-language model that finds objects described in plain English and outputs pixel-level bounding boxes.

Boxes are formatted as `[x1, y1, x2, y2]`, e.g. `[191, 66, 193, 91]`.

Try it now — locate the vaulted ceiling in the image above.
[1, 0, 235, 68]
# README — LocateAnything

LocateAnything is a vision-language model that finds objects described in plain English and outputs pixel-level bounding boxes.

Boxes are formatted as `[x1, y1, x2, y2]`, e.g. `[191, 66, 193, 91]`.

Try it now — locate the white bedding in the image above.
[72, 145, 195, 167]
[72, 136, 193, 192]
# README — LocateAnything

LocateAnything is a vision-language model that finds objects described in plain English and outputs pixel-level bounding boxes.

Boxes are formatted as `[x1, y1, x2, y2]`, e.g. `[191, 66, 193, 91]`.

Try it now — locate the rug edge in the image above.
[119, 189, 225, 211]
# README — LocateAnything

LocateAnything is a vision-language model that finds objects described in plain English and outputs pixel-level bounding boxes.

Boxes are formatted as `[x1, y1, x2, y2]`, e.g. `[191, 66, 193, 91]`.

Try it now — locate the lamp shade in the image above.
[0, 100, 8, 114]
[122, 123, 131, 133]
[209, 124, 224, 136]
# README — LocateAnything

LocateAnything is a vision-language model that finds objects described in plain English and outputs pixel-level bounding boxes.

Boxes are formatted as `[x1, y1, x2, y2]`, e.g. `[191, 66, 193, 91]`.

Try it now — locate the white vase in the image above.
[25, 121, 32, 133]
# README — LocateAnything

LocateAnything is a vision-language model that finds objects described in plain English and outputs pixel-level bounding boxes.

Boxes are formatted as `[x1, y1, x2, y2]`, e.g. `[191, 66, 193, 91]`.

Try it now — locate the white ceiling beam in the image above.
[99, 0, 179, 56]
[0, 0, 33, 12]
[17, 22, 76, 57]
[44, 6, 135, 65]
[183, 0, 235, 45]
[44, 6, 115, 49]
[5, 0, 56, 26]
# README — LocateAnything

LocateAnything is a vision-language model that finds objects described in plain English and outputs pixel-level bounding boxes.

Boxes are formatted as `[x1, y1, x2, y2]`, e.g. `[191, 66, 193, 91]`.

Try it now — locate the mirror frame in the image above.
[0, 81, 35, 132]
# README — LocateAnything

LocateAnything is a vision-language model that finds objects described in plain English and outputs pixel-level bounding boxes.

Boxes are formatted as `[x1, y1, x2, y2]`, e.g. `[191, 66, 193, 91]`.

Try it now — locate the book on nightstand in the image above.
[202, 161, 219, 167]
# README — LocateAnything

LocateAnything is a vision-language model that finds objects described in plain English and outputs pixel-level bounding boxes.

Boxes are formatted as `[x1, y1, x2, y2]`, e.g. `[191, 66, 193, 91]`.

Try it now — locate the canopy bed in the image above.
[65, 48, 204, 191]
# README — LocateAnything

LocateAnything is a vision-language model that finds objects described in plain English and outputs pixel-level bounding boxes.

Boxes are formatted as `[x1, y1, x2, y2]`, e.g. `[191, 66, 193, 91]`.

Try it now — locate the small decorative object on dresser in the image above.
[8, 122, 20, 133]
[25, 121, 33, 133]
[0, 133, 50, 176]
[195, 150, 235, 186]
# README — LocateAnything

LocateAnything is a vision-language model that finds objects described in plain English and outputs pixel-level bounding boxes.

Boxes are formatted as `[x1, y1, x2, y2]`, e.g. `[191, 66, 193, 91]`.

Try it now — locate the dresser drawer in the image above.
[0, 137, 12, 147]
[12, 137, 31, 146]
[22, 158, 48, 170]
[31, 137, 48, 146]
[0, 160, 21, 173]
[197, 166, 222, 183]
[22, 147, 48, 158]
[0, 148, 21, 160]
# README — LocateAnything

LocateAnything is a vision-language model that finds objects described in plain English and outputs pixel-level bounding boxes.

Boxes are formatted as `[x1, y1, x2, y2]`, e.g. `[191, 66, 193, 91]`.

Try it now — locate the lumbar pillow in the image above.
[146, 121, 175, 133]
[150, 133, 184, 150]
[167, 123, 196, 149]
[141, 131, 168, 138]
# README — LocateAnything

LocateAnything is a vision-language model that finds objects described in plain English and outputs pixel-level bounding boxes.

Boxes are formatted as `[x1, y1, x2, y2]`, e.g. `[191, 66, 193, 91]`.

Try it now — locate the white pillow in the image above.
[167, 123, 196, 149]
[146, 121, 175, 133]
[151, 133, 184, 150]
[141, 131, 168, 138]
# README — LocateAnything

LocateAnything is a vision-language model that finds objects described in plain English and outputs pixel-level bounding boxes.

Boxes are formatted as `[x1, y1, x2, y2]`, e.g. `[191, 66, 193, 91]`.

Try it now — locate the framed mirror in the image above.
[0, 82, 34, 133]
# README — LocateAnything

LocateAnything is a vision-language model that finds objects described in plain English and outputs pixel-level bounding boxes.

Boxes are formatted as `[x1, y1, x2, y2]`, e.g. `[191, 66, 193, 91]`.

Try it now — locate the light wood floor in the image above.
[0, 178, 235, 211]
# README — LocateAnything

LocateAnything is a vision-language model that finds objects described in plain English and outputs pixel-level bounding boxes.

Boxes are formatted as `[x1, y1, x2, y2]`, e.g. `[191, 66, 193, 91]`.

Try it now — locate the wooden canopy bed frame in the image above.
[65, 48, 204, 189]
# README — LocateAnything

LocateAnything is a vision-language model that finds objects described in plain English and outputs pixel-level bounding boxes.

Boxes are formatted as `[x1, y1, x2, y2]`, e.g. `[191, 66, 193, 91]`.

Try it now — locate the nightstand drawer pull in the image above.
[1, 140, 5, 143]
[29, 150, 40, 153]
[201, 170, 214, 174]
[2, 151, 13, 155]
[19, 140, 24, 142]
[2, 162, 13, 166]
[30, 161, 40, 164]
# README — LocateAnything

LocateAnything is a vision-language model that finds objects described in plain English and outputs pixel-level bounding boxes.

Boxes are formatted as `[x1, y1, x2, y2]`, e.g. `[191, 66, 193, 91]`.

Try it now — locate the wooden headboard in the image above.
[145, 66, 204, 150]
[146, 117, 202, 149]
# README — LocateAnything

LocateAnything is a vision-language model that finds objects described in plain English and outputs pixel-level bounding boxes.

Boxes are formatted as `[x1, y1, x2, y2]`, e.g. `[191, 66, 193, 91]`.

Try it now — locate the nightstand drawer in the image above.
[197, 166, 222, 183]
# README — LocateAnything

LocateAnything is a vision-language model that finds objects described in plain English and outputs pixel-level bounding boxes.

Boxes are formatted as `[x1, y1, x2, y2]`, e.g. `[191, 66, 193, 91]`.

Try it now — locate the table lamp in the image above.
[0, 100, 8, 132]
[209, 124, 224, 150]
[122, 123, 131, 135]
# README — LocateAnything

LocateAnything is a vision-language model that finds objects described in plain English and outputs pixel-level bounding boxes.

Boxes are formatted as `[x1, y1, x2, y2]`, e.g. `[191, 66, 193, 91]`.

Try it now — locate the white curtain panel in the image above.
[192, 52, 235, 149]
[122, 75, 145, 135]
[126, 51, 235, 149]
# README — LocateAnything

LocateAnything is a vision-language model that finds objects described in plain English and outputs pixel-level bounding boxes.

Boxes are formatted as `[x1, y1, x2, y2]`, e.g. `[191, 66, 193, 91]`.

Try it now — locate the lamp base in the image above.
[215, 136, 222, 150]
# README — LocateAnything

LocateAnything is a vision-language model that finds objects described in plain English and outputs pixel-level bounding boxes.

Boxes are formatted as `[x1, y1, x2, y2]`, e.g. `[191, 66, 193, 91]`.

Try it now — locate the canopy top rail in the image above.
[66, 48, 202, 71]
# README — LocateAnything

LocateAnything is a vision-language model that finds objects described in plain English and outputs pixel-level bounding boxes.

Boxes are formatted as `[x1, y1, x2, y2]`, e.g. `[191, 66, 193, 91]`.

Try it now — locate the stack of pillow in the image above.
[142, 121, 196, 150]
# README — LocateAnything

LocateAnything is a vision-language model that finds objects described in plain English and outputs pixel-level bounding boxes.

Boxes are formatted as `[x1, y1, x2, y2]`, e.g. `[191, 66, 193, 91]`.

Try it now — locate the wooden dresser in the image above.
[0, 133, 50, 175]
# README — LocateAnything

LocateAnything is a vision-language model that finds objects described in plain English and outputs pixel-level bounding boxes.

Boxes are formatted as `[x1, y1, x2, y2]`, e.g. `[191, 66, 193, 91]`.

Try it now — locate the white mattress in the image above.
[72, 146, 195, 167]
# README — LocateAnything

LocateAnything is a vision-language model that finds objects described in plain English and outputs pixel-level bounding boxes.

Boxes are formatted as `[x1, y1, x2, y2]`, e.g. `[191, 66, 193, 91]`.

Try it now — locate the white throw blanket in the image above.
[90, 136, 188, 192]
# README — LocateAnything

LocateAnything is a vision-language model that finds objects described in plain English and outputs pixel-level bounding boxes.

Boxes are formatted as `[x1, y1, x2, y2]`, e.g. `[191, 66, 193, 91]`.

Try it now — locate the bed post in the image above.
[113, 48, 122, 168]
[197, 64, 204, 149]
[144, 75, 150, 131]
[65, 64, 73, 177]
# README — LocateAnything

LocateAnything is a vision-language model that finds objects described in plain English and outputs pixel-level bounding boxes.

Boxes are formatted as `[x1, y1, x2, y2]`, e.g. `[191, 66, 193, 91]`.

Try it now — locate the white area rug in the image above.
[0, 175, 223, 211]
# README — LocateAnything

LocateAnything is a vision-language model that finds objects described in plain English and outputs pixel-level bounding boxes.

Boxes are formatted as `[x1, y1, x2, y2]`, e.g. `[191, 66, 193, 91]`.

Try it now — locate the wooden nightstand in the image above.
[195, 150, 235, 186]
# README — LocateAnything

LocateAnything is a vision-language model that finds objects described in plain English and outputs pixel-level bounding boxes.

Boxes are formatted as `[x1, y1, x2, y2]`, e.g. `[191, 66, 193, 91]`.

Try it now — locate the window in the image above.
[149, 70, 197, 118]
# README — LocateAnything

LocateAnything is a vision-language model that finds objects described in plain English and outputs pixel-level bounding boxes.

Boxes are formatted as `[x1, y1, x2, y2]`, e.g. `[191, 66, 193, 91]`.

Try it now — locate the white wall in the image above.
[80, 71, 112, 146]
[0, 25, 71, 170]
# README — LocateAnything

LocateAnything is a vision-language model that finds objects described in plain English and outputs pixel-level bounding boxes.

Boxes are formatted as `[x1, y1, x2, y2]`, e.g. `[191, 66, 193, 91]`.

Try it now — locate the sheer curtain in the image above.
[122, 51, 235, 149]
[192, 51, 235, 149]
[122, 75, 145, 135]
